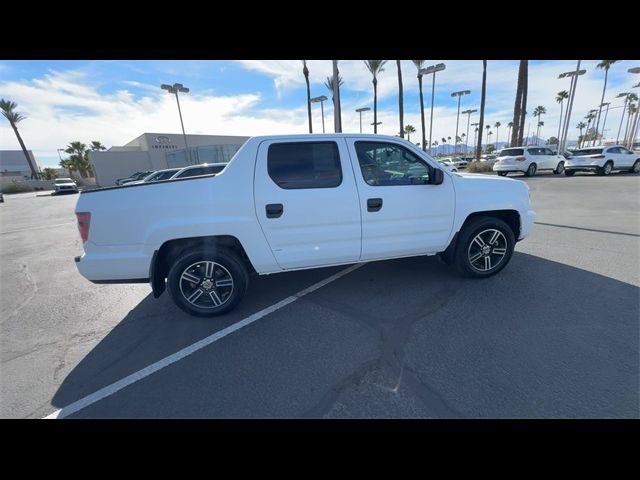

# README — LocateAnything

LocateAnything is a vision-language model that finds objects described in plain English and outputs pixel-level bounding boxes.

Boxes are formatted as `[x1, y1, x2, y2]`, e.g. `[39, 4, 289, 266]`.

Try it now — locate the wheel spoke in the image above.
[489, 230, 500, 245]
[484, 256, 492, 270]
[204, 261, 214, 278]
[209, 290, 222, 306]
[469, 252, 483, 263]
[186, 289, 204, 304]
[182, 272, 201, 284]
[215, 278, 233, 288]
[492, 247, 506, 255]
[473, 236, 485, 247]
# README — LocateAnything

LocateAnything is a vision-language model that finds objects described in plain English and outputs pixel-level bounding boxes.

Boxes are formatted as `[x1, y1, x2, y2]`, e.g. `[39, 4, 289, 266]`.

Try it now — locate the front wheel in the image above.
[167, 247, 248, 317]
[497, 171, 508, 177]
[524, 163, 537, 177]
[453, 217, 516, 278]
[630, 160, 640, 174]
[554, 161, 565, 174]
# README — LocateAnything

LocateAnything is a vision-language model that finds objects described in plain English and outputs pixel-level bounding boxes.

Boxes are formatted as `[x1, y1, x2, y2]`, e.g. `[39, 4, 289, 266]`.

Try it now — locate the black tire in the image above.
[630, 160, 640, 174]
[167, 247, 248, 317]
[497, 171, 508, 176]
[452, 216, 516, 279]
[554, 161, 565, 174]
[524, 163, 537, 177]
[564, 169, 576, 177]
[598, 161, 613, 176]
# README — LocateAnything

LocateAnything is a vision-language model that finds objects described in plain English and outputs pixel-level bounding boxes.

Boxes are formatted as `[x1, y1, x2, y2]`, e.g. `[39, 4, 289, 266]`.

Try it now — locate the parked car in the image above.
[480, 154, 497, 162]
[116, 171, 154, 186]
[438, 160, 458, 172]
[492, 147, 566, 177]
[442, 157, 468, 169]
[52, 177, 79, 195]
[74, 134, 535, 317]
[564, 145, 640, 176]
[122, 168, 182, 185]
[169, 163, 227, 179]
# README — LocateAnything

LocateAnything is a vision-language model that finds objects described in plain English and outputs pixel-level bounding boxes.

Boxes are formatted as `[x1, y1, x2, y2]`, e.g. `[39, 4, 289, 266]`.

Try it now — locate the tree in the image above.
[533, 106, 547, 145]
[332, 61, 342, 132]
[0, 99, 39, 179]
[511, 61, 528, 146]
[89, 141, 106, 152]
[63, 141, 91, 178]
[548, 136, 559, 146]
[593, 60, 618, 146]
[364, 60, 388, 134]
[583, 113, 596, 147]
[302, 61, 312, 133]
[404, 124, 416, 141]
[412, 60, 427, 150]
[397, 60, 404, 138]
[506, 121, 514, 147]
[447, 136, 452, 154]
[477, 60, 488, 161]
[576, 122, 586, 147]
[461, 133, 466, 152]
[442, 137, 447, 154]
[555, 90, 569, 149]
[42, 167, 58, 180]
[485, 124, 491, 151]
[494, 121, 501, 149]
[486, 144, 495, 154]
[624, 100, 637, 145]
[432, 140, 439, 153]
[537, 121, 544, 143]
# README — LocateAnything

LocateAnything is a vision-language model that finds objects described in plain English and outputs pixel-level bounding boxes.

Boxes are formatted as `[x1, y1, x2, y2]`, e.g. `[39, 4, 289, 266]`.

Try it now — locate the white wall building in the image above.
[0, 150, 39, 179]
[89, 133, 249, 186]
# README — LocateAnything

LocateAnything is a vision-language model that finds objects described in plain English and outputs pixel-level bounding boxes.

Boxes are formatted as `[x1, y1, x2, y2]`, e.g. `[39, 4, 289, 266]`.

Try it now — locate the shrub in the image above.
[1, 183, 34, 194]
[466, 161, 495, 173]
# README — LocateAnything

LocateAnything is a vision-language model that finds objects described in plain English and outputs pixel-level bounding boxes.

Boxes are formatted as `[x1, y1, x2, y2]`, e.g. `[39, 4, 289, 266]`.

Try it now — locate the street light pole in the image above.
[161, 83, 192, 164]
[420, 63, 446, 155]
[451, 90, 471, 153]
[462, 108, 477, 155]
[616, 92, 630, 144]
[599, 102, 611, 145]
[356, 107, 371, 134]
[311, 95, 328, 133]
[558, 62, 585, 152]
[371, 121, 382, 133]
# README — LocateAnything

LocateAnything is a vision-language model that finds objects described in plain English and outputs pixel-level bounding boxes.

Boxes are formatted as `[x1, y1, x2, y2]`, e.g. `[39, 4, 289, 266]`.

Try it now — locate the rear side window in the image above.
[526, 148, 544, 156]
[267, 142, 342, 189]
[573, 148, 603, 155]
[500, 148, 524, 156]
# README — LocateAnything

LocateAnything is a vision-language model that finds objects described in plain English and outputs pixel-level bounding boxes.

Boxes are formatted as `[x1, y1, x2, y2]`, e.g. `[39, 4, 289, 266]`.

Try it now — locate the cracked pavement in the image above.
[0, 172, 638, 419]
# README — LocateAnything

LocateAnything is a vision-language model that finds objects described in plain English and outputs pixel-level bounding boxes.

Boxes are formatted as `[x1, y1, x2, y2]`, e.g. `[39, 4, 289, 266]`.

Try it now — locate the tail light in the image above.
[515, 156, 526, 161]
[76, 212, 91, 243]
[591, 155, 605, 159]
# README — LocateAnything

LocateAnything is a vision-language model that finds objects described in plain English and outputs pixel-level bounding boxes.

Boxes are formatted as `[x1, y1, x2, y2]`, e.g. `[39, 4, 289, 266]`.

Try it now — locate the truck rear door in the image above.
[253, 138, 361, 270]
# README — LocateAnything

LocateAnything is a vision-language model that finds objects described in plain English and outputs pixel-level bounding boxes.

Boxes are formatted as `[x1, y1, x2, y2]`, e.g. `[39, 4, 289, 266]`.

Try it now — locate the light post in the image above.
[161, 82, 192, 164]
[356, 107, 371, 134]
[558, 64, 586, 152]
[471, 123, 479, 156]
[311, 95, 328, 133]
[627, 68, 640, 148]
[371, 121, 382, 133]
[598, 102, 611, 146]
[461, 109, 477, 155]
[419, 63, 446, 155]
[615, 92, 630, 144]
[56, 148, 64, 162]
[451, 90, 471, 153]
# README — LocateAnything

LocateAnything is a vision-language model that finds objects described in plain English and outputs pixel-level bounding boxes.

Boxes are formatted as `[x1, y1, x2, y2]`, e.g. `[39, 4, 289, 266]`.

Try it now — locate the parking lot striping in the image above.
[1, 222, 76, 235]
[43, 262, 365, 419]
[534, 222, 640, 238]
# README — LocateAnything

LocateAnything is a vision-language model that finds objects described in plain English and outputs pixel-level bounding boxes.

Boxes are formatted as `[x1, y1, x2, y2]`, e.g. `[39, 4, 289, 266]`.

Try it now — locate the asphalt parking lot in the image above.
[1, 171, 639, 419]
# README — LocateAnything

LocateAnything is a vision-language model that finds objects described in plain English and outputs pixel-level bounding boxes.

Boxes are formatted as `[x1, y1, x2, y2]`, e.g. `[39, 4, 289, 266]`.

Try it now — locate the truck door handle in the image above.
[367, 198, 383, 212]
[265, 203, 283, 218]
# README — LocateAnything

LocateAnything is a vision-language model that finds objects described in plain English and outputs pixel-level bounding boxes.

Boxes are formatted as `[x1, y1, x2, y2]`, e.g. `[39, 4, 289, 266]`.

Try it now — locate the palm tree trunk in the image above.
[373, 78, 378, 134]
[496, 126, 499, 149]
[517, 62, 528, 146]
[418, 75, 426, 151]
[557, 101, 564, 148]
[476, 60, 487, 161]
[10, 123, 38, 179]
[332, 60, 341, 133]
[511, 61, 524, 147]
[305, 72, 312, 134]
[593, 68, 608, 146]
[624, 108, 633, 145]
[397, 60, 404, 138]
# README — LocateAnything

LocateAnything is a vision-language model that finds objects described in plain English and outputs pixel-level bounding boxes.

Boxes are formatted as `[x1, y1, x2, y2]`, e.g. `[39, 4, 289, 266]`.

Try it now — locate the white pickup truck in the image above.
[74, 134, 535, 317]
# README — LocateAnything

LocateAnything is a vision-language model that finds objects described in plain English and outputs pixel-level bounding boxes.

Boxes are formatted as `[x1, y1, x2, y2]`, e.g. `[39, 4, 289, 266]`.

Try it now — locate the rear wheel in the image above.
[453, 217, 516, 278]
[554, 161, 565, 174]
[564, 169, 576, 177]
[167, 247, 248, 317]
[497, 172, 508, 176]
[524, 163, 537, 177]
[630, 160, 640, 174]
[598, 161, 613, 176]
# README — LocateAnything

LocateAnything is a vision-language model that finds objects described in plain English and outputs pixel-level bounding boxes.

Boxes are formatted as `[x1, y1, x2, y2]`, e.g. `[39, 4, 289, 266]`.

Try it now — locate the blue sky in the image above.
[1, 60, 638, 167]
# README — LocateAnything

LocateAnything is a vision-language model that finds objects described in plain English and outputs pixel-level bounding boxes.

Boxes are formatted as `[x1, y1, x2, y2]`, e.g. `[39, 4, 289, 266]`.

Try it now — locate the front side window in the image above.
[267, 142, 342, 189]
[354, 141, 431, 186]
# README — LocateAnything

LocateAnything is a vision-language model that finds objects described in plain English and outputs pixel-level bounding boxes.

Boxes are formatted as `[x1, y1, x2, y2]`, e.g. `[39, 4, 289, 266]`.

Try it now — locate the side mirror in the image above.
[430, 168, 444, 185]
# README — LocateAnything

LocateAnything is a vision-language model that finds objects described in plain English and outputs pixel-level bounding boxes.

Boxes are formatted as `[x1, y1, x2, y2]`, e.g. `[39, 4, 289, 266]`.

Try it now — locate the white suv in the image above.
[564, 145, 640, 176]
[493, 147, 566, 177]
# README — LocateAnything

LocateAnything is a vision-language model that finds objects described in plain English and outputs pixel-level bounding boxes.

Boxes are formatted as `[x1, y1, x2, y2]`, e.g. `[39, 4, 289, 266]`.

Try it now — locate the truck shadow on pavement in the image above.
[51, 252, 640, 418]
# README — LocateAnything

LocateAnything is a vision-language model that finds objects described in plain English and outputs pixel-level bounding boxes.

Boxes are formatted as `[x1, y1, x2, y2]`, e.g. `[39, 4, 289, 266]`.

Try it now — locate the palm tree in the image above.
[537, 121, 544, 143]
[511, 61, 528, 146]
[593, 60, 618, 146]
[331, 61, 342, 132]
[576, 122, 587, 148]
[447, 136, 452, 154]
[494, 122, 501, 149]
[485, 124, 491, 150]
[302, 61, 313, 134]
[555, 90, 569, 148]
[532, 106, 547, 145]
[624, 100, 637, 146]
[0, 99, 39, 178]
[412, 60, 427, 150]
[583, 113, 596, 147]
[364, 60, 388, 134]
[64, 141, 91, 178]
[506, 121, 514, 147]
[324, 75, 344, 128]
[432, 140, 439, 153]
[404, 124, 416, 141]
[89, 141, 106, 152]
[442, 137, 447, 154]
[477, 60, 488, 160]
[461, 133, 466, 152]
[397, 60, 404, 138]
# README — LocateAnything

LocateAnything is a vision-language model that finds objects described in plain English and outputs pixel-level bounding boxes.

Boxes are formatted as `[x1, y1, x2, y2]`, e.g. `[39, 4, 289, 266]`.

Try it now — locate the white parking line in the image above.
[43, 262, 365, 419]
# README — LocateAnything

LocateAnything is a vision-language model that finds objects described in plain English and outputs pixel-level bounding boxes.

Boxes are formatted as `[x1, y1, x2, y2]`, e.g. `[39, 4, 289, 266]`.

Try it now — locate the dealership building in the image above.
[89, 132, 250, 186]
